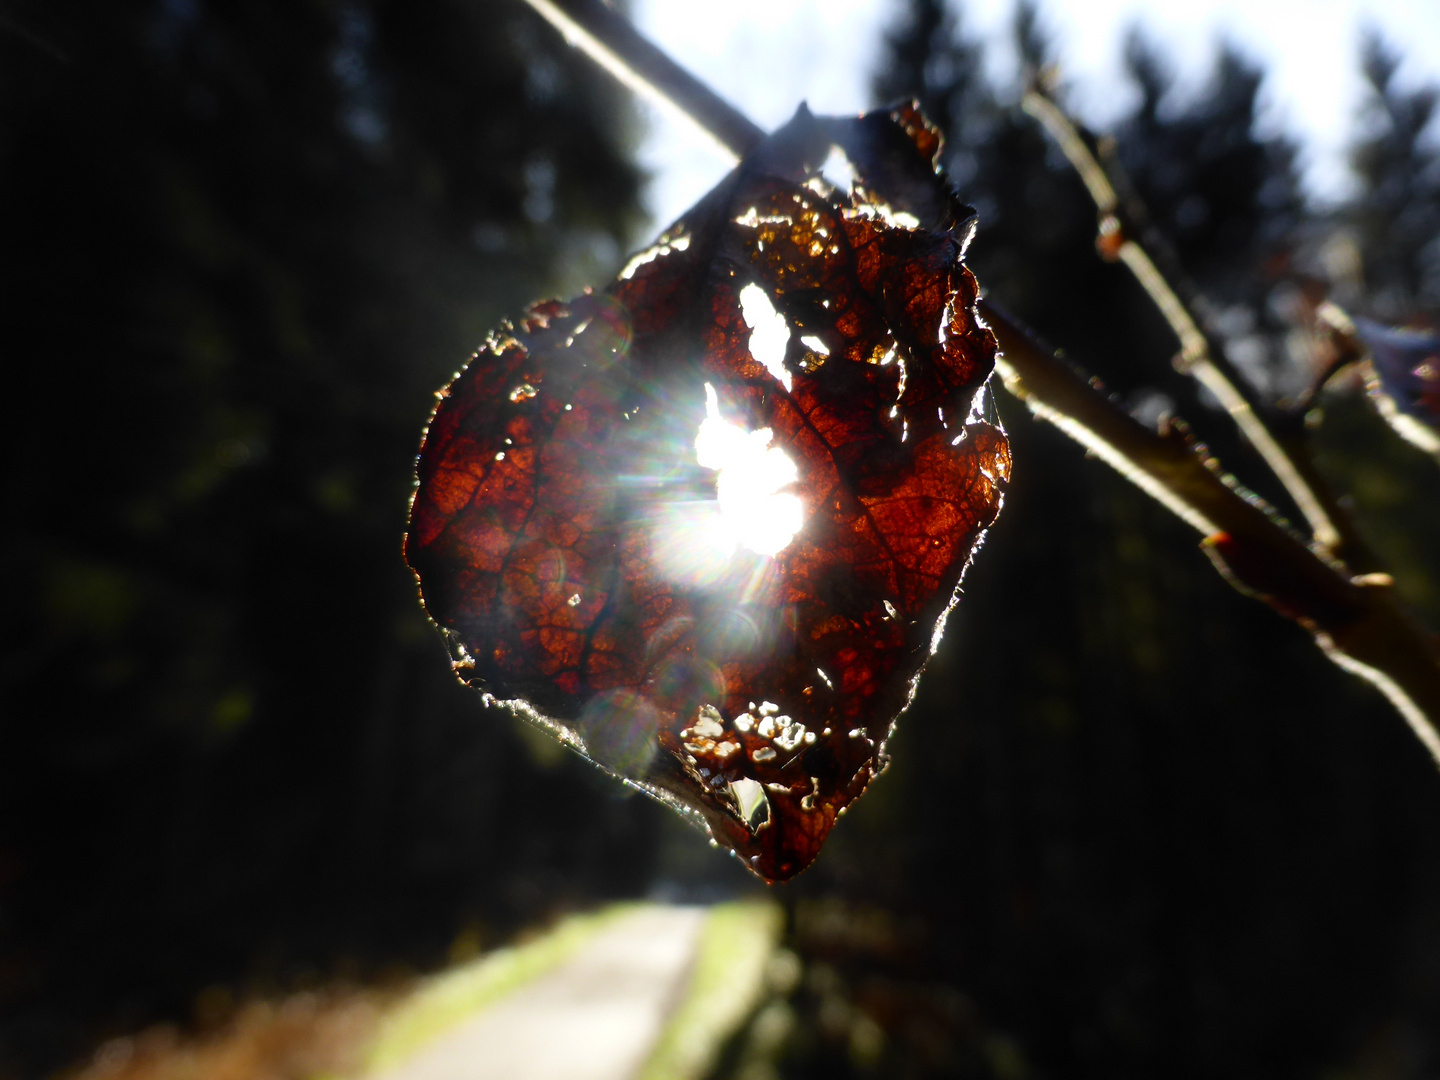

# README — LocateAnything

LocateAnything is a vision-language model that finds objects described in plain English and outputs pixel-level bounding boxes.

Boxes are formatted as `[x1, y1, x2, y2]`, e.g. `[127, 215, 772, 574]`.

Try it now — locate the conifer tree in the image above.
[0, 2, 649, 1074]
[1116, 36, 1302, 302]
[1349, 30, 1440, 323]
[779, 5, 1440, 1079]
[872, 0, 986, 158]
[1113, 33, 1303, 398]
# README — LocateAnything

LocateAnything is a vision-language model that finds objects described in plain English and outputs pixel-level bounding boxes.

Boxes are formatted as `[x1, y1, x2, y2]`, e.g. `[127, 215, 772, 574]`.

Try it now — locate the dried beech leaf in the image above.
[405, 104, 1010, 882]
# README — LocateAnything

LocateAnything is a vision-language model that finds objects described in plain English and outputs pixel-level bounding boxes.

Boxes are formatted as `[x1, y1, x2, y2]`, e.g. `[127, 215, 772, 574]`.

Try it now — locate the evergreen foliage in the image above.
[0, 2, 652, 1075]
[705, 4, 1440, 1078]
[1349, 30, 1440, 323]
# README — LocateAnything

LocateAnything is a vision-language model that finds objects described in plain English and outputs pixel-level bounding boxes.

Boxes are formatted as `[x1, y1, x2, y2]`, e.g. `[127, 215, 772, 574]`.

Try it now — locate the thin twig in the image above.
[516, 0, 1440, 761]
[524, 0, 764, 158]
[984, 302, 1440, 763]
[1022, 89, 1342, 553]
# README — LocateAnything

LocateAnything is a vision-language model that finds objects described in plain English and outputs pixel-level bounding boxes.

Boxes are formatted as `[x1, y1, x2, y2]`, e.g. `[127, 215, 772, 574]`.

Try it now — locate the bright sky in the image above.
[630, 0, 1440, 231]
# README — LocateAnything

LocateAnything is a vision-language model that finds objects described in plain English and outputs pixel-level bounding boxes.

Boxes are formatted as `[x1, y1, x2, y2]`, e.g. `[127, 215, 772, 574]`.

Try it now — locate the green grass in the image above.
[635, 900, 784, 1080]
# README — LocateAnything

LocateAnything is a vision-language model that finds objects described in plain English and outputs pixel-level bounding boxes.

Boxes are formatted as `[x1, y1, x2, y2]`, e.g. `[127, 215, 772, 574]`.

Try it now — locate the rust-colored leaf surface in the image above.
[405, 105, 1010, 882]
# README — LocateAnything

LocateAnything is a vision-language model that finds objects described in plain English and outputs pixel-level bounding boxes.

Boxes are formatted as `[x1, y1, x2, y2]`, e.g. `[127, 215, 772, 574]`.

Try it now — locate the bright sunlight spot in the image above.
[819, 144, 857, 193]
[694, 384, 803, 557]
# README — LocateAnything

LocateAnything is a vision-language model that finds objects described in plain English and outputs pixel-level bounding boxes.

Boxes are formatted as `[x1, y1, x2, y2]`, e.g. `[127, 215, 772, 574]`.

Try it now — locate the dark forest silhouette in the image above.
[2, 1, 1439, 1078]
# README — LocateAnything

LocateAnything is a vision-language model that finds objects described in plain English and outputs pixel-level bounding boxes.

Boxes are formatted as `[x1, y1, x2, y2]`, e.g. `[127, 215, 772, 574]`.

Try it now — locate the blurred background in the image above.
[3, 1, 1440, 1078]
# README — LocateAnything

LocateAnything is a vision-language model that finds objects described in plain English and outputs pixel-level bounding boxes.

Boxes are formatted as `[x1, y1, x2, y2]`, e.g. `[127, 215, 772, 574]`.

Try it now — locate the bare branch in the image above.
[522, 0, 764, 158]
[983, 301, 1440, 760]
[1022, 88, 1342, 552]
[516, 0, 1440, 761]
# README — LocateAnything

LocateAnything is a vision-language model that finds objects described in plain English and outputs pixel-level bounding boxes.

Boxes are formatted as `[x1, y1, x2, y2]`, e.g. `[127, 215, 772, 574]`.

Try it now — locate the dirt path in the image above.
[370, 905, 708, 1080]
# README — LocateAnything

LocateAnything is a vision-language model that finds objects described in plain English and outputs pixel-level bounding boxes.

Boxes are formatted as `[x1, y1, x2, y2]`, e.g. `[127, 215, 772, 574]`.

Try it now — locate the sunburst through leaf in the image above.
[405, 104, 1009, 881]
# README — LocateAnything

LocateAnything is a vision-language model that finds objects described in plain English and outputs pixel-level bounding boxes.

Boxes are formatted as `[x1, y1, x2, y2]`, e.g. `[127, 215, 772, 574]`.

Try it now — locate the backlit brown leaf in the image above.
[405, 104, 1010, 882]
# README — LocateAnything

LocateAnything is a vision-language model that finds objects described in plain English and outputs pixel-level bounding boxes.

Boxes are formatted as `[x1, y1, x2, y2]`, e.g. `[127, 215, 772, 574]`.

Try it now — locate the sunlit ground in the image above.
[68, 903, 784, 1080]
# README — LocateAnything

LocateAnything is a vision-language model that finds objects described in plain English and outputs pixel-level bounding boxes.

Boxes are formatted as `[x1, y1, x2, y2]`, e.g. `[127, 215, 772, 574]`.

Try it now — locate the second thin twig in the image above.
[1022, 88, 1342, 552]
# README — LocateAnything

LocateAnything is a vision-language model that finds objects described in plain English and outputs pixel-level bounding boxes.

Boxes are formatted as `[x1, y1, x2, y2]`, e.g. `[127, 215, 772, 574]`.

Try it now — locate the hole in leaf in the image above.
[738, 282, 792, 391]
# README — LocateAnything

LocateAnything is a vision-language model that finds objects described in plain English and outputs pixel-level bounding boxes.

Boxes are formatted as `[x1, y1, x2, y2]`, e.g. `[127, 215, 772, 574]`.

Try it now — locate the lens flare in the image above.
[577, 689, 659, 778]
[694, 384, 803, 557]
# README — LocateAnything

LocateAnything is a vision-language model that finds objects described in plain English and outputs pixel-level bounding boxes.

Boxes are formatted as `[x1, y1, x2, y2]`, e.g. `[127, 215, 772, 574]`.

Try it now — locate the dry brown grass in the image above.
[60, 988, 397, 1080]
